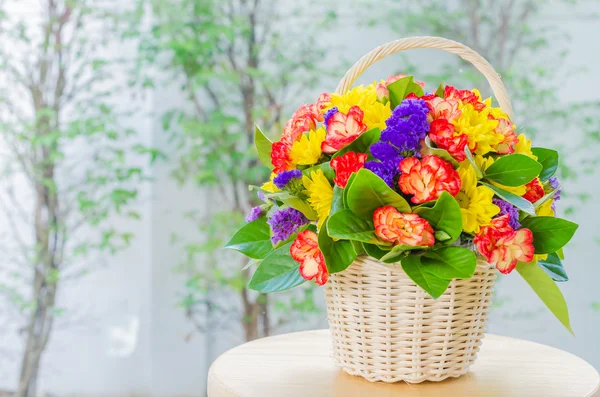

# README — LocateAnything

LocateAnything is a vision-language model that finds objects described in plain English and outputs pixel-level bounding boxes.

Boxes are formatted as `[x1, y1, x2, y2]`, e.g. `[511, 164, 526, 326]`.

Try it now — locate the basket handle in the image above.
[335, 36, 514, 120]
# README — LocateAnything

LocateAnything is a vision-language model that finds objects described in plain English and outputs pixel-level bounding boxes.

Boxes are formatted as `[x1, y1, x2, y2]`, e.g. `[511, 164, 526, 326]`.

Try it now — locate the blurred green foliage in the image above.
[124, 0, 336, 340]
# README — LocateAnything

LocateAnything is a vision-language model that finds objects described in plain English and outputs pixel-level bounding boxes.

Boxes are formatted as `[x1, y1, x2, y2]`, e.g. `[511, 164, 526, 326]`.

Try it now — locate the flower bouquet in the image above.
[225, 37, 578, 383]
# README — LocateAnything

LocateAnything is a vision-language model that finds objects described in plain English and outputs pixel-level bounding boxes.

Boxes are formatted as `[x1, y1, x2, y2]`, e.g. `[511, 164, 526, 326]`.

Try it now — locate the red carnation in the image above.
[399, 155, 462, 204]
[321, 106, 367, 154]
[290, 230, 328, 286]
[330, 151, 368, 188]
[474, 215, 534, 274]
[429, 118, 469, 161]
[373, 206, 435, 247]
[271, 141, 293, 174]
[444, 85, 485, 111]
[522, 178, 544, 203]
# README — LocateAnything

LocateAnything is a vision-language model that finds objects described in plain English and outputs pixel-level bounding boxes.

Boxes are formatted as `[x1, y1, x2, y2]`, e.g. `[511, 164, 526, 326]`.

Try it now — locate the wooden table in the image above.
[208, 329, 600, 397]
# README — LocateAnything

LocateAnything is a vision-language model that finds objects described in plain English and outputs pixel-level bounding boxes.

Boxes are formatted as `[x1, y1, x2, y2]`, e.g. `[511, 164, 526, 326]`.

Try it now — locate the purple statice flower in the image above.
[493, 198, 521, 229]
[245, 206, 263, 222]
[257, 190, 266, 201]
[323, 107, 338, 128]
[378, 98, 430, 156]
[365, 159, 402, 188]
[365, 99, 428, 188]
[267, 208, 308, 245]
[548, 176, 561, 211]
[273, 169, 302, 189]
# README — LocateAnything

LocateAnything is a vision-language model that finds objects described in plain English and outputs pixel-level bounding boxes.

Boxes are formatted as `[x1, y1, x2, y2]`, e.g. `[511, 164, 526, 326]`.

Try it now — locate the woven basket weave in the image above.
[324, 36, 509, 384]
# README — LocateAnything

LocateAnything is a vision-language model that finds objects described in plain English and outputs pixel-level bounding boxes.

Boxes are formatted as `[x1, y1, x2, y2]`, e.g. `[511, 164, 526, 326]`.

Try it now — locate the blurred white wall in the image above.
[0, 1, 598, 397]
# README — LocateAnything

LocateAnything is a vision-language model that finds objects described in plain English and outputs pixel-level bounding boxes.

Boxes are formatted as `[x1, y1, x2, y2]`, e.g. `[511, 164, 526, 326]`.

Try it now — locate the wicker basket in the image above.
[324, 36, 510, 384]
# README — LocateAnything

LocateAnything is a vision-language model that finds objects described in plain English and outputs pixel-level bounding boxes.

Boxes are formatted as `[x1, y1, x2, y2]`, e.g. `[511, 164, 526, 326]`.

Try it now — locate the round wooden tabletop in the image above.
[207, 329, 600, 397]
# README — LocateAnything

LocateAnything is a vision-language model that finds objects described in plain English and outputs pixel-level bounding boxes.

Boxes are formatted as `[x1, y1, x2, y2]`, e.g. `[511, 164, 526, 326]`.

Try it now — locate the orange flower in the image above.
[491, 117, 518, 154]
[429, 118, 469, 161]
[321, 106, 368, 153]
[281, 104, 320, 146]
[374, 206, 435, 247]
[316, 93, 331, 116]
[290, 230, 328, 286]
[424, 96, 462, 123]
[399, 155, 462, 204]
[474, 215, 534, 274]
[523, 178, 544, 203]
[444, 85, 485, 111]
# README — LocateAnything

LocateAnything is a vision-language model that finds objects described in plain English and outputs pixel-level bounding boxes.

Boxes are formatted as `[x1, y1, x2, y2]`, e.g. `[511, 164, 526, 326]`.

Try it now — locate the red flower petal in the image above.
[290, 230, 329, 286]
[522, 178, 544, 203]
[398, 156, 461, 204]
[271, 141, 292, 174]
[322, 106, 367, 154]
[330, 151, 368, 188]
[474, 215, 535, 274]
[373, 206, 435, 247]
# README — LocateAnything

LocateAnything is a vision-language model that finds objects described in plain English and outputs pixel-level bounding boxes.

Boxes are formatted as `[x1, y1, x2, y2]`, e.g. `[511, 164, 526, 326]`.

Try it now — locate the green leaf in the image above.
[363, 243, 390, 260]
[422, 136, 459, 167]
[557, 247, 565, 260]
[435, 83, 445, 97]
[538, 253, 568, 282]
[351, 240, 364, 255]
[346, 169, 411, 219]
[421, 247, 477, 279]
[534, 187, 559, 209]
[516, 261, 573, 334]
[483, 154, 542, 187]
[520, 216, 578, 254]
[464, 146, 483, 179]
[343, 173, 357, 207]
[380, 244, 428, 263]
[434, 231, 451, 242]
[327, 209, 389, 245]
[248, 242, 306, 293]
[330, 186, 345, 216]
[255, 125, 273, 170]
[414, 191, 463, 245]
[333, 128, 381, 158]
[281, 197, 318, 221]
[481, 182, 536, 216]
[400, 254, 451, 299]
[388, 76, 425, 109]
[224, 218, 273, 259]
[531, 148, 559, 182]
[302, 162, 335, 181]
[318, 224, 357, 274]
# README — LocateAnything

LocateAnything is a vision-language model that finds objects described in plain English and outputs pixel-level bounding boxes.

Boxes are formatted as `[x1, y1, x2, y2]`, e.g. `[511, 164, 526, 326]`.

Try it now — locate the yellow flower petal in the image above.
[452, 103, 503, 156]
[514, 133, 538, 160]
[302, 169, 333, 230]
[457, 160, 500, 233]
[323, 84, 391, 131]
[289, 128, 325, 166]
[261, 173, 280, 193]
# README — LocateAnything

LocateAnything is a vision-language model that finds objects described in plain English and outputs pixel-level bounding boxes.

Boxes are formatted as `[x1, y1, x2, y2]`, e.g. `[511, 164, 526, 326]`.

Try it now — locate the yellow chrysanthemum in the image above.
[261, 173, 279, 193]
[452, 103, 503, 156]
[302, 169, 333, 229]
[324, 84, 391, 131]
[473, 155, 527, 196]
[536, 199, 555, 217]
[456, 161, 500, 233]
[289, 128, 325, 166]
[514, 133, 538, 160]
[478, 92, 511, 120]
